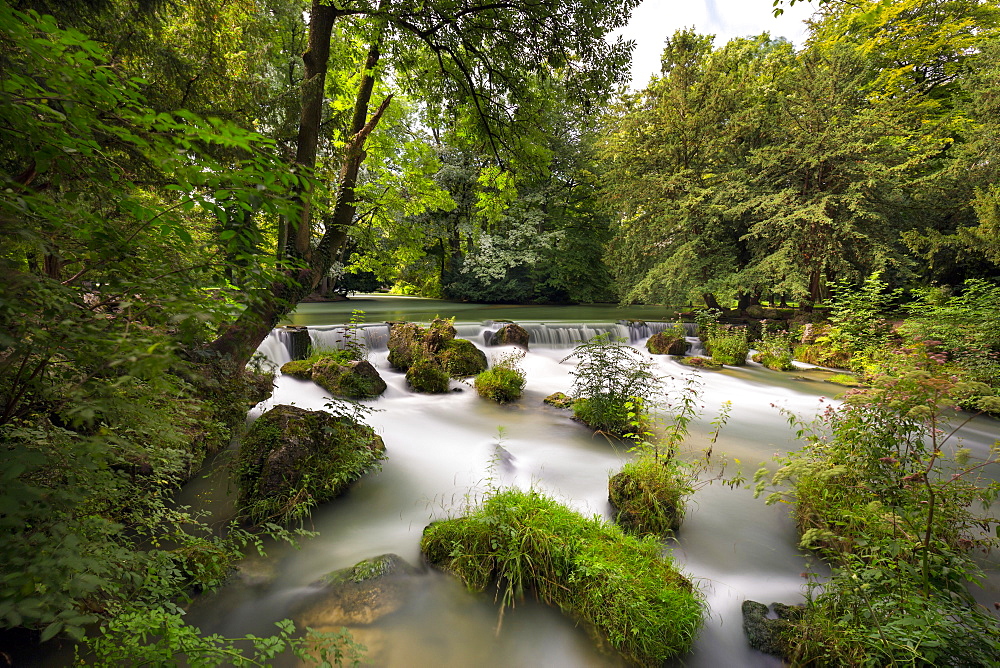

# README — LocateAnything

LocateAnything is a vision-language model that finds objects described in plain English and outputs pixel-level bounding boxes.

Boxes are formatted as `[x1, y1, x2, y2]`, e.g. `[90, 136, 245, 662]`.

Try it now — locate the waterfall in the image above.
[308, 323, 391, 352]
[619, 320, 697, 343]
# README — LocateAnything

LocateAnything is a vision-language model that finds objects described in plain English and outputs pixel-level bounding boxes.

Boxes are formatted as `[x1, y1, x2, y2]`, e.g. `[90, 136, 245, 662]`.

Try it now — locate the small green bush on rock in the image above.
[609, 457, 689, 535]
[405, 359, 450, 393]
[752, 329, 795, 371]
[420, 488, 703, 666]
[706, 326, 749, 366]
[474, 352, 526, 403]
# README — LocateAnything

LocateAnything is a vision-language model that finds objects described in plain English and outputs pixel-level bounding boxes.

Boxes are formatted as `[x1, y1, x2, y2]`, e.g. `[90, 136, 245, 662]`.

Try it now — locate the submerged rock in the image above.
[236, 404, 385, 523]
[543, 392, 575, 409]
[294, 554, 419, 628]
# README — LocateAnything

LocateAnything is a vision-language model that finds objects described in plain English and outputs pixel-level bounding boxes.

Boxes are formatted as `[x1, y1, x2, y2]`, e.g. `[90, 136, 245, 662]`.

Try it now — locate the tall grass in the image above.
[421, 487, 703, 666]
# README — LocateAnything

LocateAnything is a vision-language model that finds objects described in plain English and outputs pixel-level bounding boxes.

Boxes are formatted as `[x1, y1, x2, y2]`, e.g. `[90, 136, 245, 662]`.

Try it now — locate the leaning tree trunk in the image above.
[209, 5, 391, 367]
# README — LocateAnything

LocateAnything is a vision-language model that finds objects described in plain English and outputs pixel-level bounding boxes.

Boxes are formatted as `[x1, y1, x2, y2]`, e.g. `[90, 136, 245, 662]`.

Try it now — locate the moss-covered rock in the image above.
[424, 317, 456, 352]
[437, 338, 488, 378]
[646, 331, 688, 355]
[492, 323, 530, 349]
[405, 359, 450, 393]
[280, 359, 313, 378]
[312, 358, 387, 398]
[236, 404, 385, 523]
[543, 391, 576, 409]
[387, 322, 425, 371]
[741, 600, 800, 657]
[680, 356, 723, 370]
[281, 354, 386, 398]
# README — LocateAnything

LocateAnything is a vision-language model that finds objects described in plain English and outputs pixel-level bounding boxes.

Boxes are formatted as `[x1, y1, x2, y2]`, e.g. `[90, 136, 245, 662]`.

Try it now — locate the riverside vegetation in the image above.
[4, 0, 1000, 662]
[420, 487, 703, 666]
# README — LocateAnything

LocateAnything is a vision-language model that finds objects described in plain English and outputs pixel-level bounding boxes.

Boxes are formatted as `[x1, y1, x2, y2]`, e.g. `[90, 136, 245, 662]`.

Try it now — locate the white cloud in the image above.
[612, 0, 819, 88]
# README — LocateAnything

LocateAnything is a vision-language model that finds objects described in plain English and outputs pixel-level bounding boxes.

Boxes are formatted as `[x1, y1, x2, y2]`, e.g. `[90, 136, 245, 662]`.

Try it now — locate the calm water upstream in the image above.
[180, 295, 999, 667]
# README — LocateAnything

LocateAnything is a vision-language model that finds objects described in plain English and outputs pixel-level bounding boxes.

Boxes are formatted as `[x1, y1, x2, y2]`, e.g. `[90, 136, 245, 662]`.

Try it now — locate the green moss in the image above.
[280, 359, 313, 378]
[437, 339, 488, 378]
[405, 359, 450, 393]
[474, 366, 525, 403]
[421, 488, 703, 666]
[609, 457, 689, 535]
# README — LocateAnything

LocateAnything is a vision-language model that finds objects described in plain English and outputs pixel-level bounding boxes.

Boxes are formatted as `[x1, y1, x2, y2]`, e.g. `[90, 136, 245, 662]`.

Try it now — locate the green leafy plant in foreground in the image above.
[420, 487, 703, 666]
[78, 611, 364, 667]
[755, 341, 1000, 665]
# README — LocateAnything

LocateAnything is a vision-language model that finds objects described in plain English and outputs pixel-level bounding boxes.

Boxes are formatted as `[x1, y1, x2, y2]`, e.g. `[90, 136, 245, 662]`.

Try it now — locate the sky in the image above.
[615, 0, 819, 88]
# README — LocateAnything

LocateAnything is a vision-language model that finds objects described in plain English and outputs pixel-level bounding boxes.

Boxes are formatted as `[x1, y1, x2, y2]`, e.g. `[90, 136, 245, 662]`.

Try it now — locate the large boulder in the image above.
[387, 322, 425, 371]
[236, 405, 385, 523]
[646, 330, 688, 355]
[387, 318, 457, 371]
[492, 323, 530, 349]
[423, 317, 456, 352]
[312, 358, 387, 399]
[437, 339, 488, 378]
[280, 354, 386, 399]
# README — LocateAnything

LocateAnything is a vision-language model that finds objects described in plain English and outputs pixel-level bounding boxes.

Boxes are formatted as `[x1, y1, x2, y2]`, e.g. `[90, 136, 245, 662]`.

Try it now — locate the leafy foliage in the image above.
[563, 334, 660, 435]
[80, 611, 365, 667]
[755, 342, 1000, 664]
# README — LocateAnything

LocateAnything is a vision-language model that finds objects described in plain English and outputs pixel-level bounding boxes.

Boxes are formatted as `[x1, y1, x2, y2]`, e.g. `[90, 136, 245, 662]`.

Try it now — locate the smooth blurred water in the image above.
[181, 296, 998, 667]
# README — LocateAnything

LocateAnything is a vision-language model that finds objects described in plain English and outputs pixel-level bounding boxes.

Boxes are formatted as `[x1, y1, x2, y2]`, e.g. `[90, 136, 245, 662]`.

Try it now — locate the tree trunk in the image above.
[209, 8, 393, 366]
[702, 292, 723, 312]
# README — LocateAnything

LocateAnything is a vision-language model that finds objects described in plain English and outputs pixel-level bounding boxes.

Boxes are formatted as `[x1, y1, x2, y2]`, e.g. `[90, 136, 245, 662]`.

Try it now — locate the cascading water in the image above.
[181, 300, 998, 667]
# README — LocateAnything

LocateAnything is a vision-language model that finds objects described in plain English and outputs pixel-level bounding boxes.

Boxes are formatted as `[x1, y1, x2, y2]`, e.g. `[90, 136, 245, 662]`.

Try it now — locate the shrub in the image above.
[609, 457, 690, 535]
[752, 329, 795, 371]
[420, 487, 703, 666]
[706, 326, 749, 366]
[474, 352, 526, 403]
[563, 333, 660, 435]
[755, 347, 1000, 665]
[405, 359, 450, 393]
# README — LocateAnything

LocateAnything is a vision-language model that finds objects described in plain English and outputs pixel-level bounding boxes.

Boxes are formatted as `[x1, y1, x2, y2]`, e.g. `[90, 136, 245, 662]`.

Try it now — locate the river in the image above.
[180, 295, 999, 667]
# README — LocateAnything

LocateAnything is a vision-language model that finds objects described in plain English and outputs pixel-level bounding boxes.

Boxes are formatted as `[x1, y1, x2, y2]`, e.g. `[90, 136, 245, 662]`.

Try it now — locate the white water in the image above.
[183, 312, 999, 667]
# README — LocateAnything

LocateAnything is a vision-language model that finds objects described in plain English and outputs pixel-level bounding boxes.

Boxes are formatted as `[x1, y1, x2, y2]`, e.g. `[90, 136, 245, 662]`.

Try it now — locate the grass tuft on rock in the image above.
[421, 487, 703, 666]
